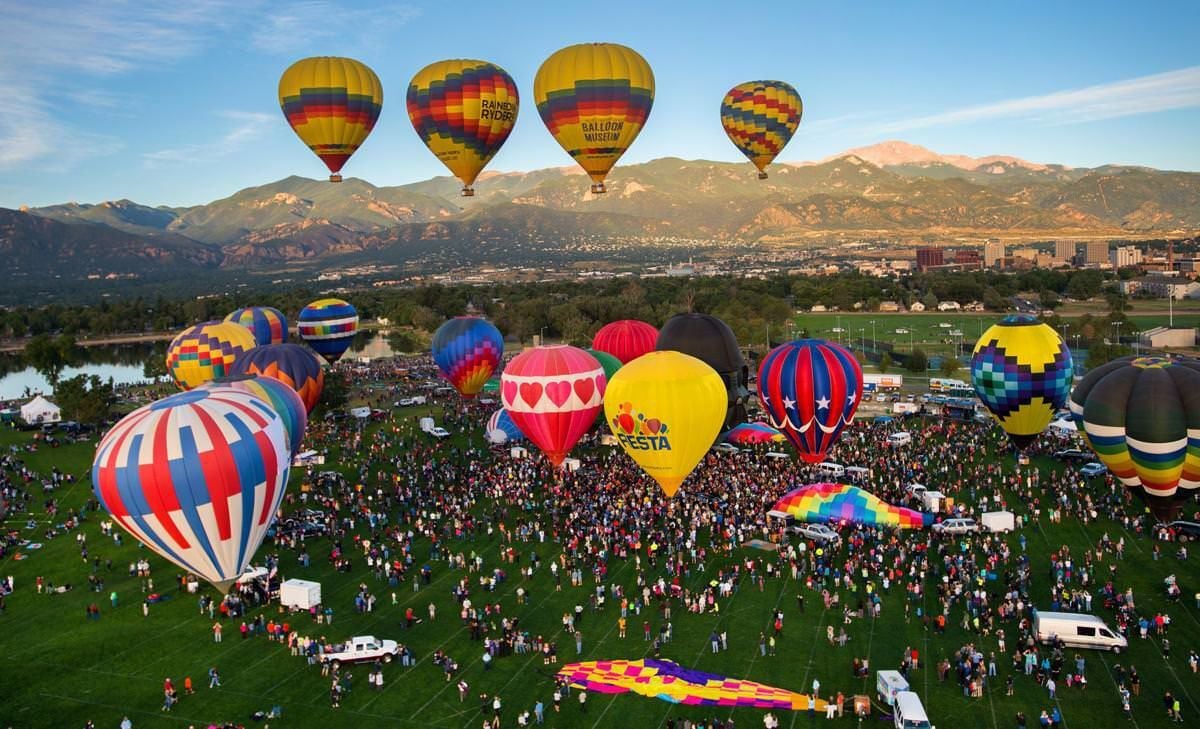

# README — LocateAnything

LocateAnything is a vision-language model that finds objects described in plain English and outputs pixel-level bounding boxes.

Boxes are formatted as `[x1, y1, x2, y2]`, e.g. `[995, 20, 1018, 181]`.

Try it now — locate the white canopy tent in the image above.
[1047, 418, 1078, 433]
[20, 395, 61, 425]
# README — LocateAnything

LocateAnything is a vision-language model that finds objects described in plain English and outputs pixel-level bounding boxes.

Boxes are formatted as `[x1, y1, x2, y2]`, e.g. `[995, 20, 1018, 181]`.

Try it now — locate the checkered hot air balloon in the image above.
[207, 374, 307, 457]
[431, 317, 504, 398]
[720, 80, 803, 179]
[771, 483, 934, 529]
[1070, 356, 1200, 522]
[501, 345, 605, 467]
[298, 298, 358, 364]
[165, 321, 257, 391]
[758, 339, 863, 464]
[971, 315, 1074, 451]
[230, 343, 325, 414]
[225, 306, 288, 346]
[91, 388, 291, 593]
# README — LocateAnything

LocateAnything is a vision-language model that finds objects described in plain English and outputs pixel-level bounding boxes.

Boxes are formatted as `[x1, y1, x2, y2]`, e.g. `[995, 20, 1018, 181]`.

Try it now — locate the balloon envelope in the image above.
[92, 388, 291, 593]
[501, 345, 605, 466]
[725, 422, 785, 445]
[166, 321, 257, 391]
[230, 343, 325, 414]
[407, 59, 518, 195]
[592, 320, 658, 364]
[584, 349, 623, 383]
[534, 43, 654, 193]
[486, 407, 525, 444]
[720, 81, 802, 178]
[298, 298, 358, 363]
[225, 306, 288, 346]
[432, 317, 505, 398]
[278, 56, 383, 181]
[657, 314, 748, 433]
[1070, 356, 1200, 521]
[209, 374, 308, 457]
[771, 483, 933, 529]
[972, 315, 1073, 450]
[758, 339, 862, 464]
[605, 351, 726, 497]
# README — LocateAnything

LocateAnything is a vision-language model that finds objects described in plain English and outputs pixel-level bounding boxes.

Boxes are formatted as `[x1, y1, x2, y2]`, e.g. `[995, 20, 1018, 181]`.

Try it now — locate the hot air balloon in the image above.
[584, 348, 622, 383]
[533, 43, 654, 194]
[208, 374, 308, 457]
[725, 422, 785, 446]
[485, 407, 525, 445]
[771, 483, 933, 529]
[166, 321, 257, 391]
[431, 317, 505, 398]
[91, 388, 291, 593]
[971, 315, 1074, 450]
[656, 313, 749, 433]
[592, 320, 658, 364]
[1070, 356, 1200, 522]
[500, 345, 605, 467]
[407, 59, 519, 197]
[605, 351, 725, 497]
[298, 298, 358, 364]
[278, 56, 383, 182]
[225, 306, 288, 346]
[720, 81, 803, 179]
[758, 339, 862, 464]
[230, 343, 325, 414]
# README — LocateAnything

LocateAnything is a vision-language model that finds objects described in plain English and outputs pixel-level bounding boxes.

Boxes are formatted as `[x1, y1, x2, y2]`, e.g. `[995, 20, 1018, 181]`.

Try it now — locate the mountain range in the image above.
[5, 141, 1199, 283]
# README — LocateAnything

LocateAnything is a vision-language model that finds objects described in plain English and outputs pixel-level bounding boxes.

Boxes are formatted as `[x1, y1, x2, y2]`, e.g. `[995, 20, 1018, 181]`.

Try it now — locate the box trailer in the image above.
[280, 578, 321, 610]
[981, 511, 1015, 534]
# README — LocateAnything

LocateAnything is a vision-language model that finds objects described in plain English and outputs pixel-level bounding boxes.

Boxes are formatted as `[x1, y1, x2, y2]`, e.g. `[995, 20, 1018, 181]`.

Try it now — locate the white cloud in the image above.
[142, 111, 274, 167]
[876, 66, 1200, 133]
[251, 1, 420, 54]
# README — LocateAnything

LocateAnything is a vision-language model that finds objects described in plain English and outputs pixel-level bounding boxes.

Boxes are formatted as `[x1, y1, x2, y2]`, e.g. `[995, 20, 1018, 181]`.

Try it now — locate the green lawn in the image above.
[1, 411, 1198, 729]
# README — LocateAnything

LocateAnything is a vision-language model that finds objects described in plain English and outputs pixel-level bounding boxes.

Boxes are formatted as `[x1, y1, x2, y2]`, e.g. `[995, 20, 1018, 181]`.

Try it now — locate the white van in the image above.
[893, 691, 933, 729]
[888, 432, 913, 447]
[844, 466, 869, 482]
[1034, 611, 1127, 653]
[876, 670, 909, 706]
[815, 462, 845, 479]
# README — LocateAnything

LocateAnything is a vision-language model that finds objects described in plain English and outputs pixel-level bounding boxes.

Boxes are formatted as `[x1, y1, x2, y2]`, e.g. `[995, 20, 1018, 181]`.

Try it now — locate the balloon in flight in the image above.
[225, 306, 288, 346]
[534, 43, 654, 194]
[720, 80, 803, 179]
[230, 343, 325, 414]
[166, 321, 257, 391]
[757, 339, 862, 464]
[408, 59, 519, 196]
[298, 298, 358, 364]
[431, 317, 505, 398]
[92, 388, 291, 593]
[278, 56, 383, 182]
[1070, 356, 1200, 522]
[605, 351, 726, 497]
[500, 345, 605, 467]
[592, 319, 658, 365]
[971, 315, 1074, 451]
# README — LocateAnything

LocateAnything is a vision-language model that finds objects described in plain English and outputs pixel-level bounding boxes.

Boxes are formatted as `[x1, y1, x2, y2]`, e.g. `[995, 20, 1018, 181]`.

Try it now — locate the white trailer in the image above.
[981, 511, 1015, 534]
[419, 417, 436, 433]
[280, 578, 322, 610]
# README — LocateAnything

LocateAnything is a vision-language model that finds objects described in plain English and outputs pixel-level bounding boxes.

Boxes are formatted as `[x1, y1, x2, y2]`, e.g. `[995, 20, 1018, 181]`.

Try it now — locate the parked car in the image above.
[711, 443, 740, 454]
[1157, 520, 1200, 543]
[787, 522, 840, 545]
[396, 396, 427, 407]
[1053, 448, 1094, 463]
[430, 426, 451, 439]
[1079, 463, 1107, 478]
[319, 635, 401, 668]
[932, 518, 979, 536]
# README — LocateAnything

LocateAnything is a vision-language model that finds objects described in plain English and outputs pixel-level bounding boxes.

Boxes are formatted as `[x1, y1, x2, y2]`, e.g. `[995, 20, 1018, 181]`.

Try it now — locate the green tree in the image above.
[906, 348, 929, 373]
[24, 333, 78, 386]
[1039, 289, 1060, 310]
[922, 292, 939, 311]
[53, 375, 116, 425]
[1105, 291, 1129, 314]
[1066, 269, 1104, 300]
[314, 369, 350, 417]
[879, 352, 893, 374]
[940, 357, 963, 377]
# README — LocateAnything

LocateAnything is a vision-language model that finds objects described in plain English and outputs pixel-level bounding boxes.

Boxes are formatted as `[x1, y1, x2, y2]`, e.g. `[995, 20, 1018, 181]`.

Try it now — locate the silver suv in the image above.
[788, 522, 840, 545]
[932, 518, 979, 535]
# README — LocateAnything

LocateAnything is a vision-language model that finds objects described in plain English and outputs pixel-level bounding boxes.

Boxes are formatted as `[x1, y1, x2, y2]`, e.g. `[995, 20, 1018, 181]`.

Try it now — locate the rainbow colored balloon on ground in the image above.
[725, 422, 785, 445]
[559, 659, 826, 711]
[771, 483, 933, 528]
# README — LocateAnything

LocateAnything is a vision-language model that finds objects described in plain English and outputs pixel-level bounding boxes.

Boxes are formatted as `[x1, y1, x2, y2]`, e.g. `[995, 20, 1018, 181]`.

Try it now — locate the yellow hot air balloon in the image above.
[278, 57, 384, 182]
[407, 60, 519, 197]
[720, 81, 803, 179]
[534, 43, 654, 194]
[605, 351, 726, 497]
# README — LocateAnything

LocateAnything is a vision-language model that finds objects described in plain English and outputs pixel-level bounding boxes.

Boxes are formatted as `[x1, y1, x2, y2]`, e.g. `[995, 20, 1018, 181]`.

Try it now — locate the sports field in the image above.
[1, 409, 1198, 729]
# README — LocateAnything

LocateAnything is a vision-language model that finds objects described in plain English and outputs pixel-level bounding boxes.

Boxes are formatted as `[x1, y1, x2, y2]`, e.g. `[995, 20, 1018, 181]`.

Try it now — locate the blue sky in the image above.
[2, 0, 1198, 208]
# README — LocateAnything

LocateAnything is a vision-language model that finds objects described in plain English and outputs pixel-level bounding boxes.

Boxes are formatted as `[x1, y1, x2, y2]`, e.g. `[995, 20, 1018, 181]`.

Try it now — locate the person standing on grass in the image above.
[535, 700, 544, 724]
[618, 616, 626, 638]
[578, 688, 587, 713]
[575, 630, 583, 655]
[208, 666, 220, 688]
[212, 621, 222, 642]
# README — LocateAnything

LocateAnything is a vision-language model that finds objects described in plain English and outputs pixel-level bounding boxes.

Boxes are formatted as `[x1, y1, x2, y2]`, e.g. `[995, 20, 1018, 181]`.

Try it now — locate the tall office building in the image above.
[916, 248, 944, 271]
[1055, 240, 1077, 263]
[984, 239, 1005, 267]
[1085, 240, 1108, 265]
[1110, 246, 1143, 269]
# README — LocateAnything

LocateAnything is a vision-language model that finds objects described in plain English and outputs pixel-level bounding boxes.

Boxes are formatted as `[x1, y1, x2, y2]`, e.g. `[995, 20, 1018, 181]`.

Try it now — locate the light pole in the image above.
[870, 320, 876, 352]
[539, 326, 546, 346]
[837, 315, 842, 347]
[859, 328, 865, 353]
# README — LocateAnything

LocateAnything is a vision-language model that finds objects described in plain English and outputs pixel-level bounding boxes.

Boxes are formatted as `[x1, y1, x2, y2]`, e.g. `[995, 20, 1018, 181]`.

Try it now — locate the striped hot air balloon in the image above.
[720, 80, 803, 179]
[501, 345, 605, 466]
[91, 388, 291, 593]
[208, 374, 308, 457]
[485, 407, 525, 445]
[230, 343, 325, 414]
[278, 56, 383, 182]
[165, 321, 257, 391]
[225, 306, 288, 346]
[298, 298, 358, 364]
[431, 317, 504, 398]
[592, 320, 658, 365]
[771, 483, 933, 529]
[1070, 356, 1200, 521]
[758, 339, 863, 464]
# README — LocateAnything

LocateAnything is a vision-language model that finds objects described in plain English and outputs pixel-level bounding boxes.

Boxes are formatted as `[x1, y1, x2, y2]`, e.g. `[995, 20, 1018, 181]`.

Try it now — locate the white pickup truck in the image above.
[320, 636, 401, 667]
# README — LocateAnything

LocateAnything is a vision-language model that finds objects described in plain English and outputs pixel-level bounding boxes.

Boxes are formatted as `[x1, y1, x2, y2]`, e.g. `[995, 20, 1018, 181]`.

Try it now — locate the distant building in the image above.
[1110, 246, 1143, 269]
[1013, 248, 1038, 261]
[1177, 257, 1200, 279]
[954, 250, 982, 269]
[937, 301, 961, 312]
[1085, 240, 1108, 265]
[909, 301, 926, 312]
[1055, 240, 1078, 263]
[1135, 276, 1200, 299]
[984, 239, 1005, 267]
[1140, 327, 1197, 348]
[916, 248, 944, 271]
[878, 301, 902, 312]
[810, 304, 828, 312]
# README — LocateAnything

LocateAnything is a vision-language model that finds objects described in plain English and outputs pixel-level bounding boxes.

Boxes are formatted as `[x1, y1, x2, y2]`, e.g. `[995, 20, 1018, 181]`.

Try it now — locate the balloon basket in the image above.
[590, 182, 607, 194]
[757, 172, 768, 180]
[329, 174, 343, 183]
[461, 186, 475, 197]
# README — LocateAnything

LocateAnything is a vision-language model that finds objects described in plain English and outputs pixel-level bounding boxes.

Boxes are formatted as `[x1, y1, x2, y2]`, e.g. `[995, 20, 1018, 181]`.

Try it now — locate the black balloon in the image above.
[656, 313, 749, 432]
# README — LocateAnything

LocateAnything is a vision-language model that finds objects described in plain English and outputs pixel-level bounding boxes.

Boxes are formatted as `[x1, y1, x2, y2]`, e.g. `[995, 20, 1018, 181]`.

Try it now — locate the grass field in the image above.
[1, 408, 1199, 729]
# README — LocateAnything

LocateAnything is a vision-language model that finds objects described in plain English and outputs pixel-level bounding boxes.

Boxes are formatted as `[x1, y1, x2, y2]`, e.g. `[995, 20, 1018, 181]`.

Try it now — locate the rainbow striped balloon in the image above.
[297, 298, 358, 363]
[208, 375, 307, 457]
[720, 80, 802, 179]
[431, 316, 504, 398]
[230, 343, 325, 414]
[92, 388, 291, 593]
[166, 321, 257, 391]
[225, 306, 288, 346]
[771, 483, 933, 529]
[278, 57, 383, 182]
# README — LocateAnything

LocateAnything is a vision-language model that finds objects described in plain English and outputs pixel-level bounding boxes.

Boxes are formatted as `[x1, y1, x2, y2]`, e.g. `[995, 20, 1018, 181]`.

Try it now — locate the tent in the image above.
[1047, 418, 1077, 433]
[20, 395, 60, 426]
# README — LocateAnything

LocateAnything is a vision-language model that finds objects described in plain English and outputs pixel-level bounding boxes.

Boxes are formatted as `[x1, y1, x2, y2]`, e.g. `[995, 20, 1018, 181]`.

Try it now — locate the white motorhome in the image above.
[876, 670, 910, 707]
[1034, 611, 1127, 653]
[892, 691, 934, 729]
